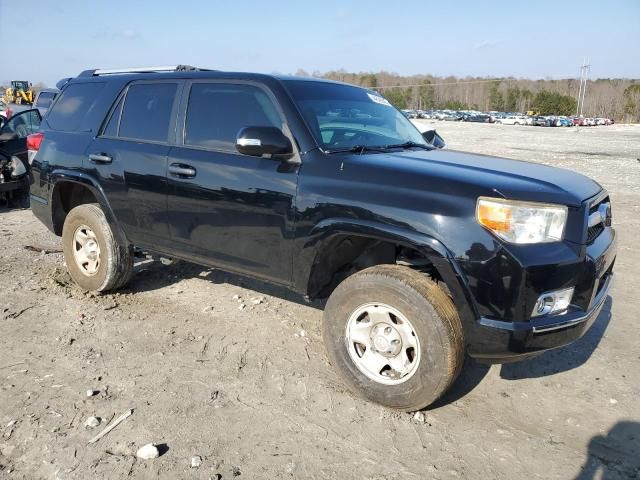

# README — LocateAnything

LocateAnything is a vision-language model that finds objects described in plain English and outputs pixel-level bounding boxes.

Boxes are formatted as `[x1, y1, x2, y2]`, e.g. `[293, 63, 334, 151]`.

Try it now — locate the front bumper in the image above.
[467, 228, 616, 363]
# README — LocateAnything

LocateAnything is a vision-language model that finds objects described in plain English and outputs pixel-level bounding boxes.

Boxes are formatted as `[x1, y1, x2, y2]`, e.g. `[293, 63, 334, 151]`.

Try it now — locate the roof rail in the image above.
[78, 65, 209, 77]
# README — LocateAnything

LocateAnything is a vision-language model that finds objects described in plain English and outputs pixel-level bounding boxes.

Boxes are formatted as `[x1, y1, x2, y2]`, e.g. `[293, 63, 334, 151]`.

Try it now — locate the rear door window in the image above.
[183, 83, 282, 151]
[46, 82, 105, 131]
[118, 83, 178, 142]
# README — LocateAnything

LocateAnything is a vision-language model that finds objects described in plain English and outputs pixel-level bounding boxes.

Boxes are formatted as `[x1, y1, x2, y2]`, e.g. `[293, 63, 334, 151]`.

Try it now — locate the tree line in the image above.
[294, 69, 639, 122]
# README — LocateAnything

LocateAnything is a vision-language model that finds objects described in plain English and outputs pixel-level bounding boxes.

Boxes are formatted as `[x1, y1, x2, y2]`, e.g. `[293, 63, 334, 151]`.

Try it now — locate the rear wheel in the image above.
[322, 265, 464, 411]
[62, 203, 133, 292]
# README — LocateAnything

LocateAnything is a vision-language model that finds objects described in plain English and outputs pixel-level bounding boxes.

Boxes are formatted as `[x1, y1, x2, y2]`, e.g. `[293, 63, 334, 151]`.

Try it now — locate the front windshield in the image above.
[284, 80, 428, 152]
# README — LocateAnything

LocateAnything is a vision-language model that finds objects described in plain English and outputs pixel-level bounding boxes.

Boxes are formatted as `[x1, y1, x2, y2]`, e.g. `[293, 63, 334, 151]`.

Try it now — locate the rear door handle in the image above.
[88, 153, 112, 164]
[169, 163, 197, 178]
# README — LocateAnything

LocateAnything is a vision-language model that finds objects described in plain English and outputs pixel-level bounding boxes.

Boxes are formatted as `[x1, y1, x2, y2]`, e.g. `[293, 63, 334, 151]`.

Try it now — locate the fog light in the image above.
[531, 287, 574, 317]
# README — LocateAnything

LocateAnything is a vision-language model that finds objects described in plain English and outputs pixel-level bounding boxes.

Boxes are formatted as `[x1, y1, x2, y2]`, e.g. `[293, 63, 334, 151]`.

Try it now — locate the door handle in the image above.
[169, 163, 196, 178]
[88, 153, 112, 164]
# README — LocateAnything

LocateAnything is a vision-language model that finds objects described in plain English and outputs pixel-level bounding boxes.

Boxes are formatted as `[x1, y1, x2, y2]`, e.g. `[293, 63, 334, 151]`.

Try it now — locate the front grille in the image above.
[586, 195, 611, 244]
[587, 225, 604, 243]
[595, 262, 614, 297]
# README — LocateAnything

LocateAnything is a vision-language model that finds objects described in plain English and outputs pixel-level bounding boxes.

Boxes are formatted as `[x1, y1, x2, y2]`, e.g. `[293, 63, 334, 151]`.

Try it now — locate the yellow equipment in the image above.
[526, 110, 540, 116]
[3, 81, 34, 105]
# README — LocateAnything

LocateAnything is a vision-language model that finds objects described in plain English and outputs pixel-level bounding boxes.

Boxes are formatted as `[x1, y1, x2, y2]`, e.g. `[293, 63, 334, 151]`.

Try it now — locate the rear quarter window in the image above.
[46, 82, 106, 131]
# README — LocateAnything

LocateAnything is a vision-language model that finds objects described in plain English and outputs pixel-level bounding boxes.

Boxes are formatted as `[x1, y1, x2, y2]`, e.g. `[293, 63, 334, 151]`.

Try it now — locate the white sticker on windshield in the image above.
[367, 93, 392, 107]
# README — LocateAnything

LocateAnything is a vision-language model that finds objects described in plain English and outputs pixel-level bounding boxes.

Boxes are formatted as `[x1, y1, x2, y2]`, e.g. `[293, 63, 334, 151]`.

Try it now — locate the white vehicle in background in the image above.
[496, 115, 527, 125]
[33, 88, 60, 116]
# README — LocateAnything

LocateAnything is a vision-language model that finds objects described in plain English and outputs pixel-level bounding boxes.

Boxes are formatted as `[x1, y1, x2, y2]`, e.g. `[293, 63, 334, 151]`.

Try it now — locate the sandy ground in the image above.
[1, 122, 639, 479]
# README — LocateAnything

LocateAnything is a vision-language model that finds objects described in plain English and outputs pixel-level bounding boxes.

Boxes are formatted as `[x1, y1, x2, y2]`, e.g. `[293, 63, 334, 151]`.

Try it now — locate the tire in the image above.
[322, 265, 464, 411]
[62, 203, 133, 292]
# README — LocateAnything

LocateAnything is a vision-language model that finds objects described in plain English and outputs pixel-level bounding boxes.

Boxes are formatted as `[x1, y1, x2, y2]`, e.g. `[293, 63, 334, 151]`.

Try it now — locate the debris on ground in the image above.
[191, 455, 202, 468]
[413, 411, 426, 423]
[86, 389, 99, 397]
[23, 244, 62, 254]
[136, 443, 160, 460]
[84, 416, 101, 428]
[88, 409, 133, 444]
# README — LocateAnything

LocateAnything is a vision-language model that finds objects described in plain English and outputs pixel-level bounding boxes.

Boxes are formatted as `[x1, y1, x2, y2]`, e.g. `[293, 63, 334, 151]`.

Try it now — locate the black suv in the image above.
[28, 66, 616, 411]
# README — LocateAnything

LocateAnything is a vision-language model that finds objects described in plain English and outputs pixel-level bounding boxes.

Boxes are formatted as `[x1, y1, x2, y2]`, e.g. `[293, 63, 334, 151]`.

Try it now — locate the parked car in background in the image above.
[533, 116, 552, 127]
[442, 111, 463, 121]
[401, 109, 418, 119]
[0, 108, 41, 207]
[495, 115, 526, 125]
[553, 117, 573, 127]
[33, 88, 60, 116]
[462, 113, 491, 123]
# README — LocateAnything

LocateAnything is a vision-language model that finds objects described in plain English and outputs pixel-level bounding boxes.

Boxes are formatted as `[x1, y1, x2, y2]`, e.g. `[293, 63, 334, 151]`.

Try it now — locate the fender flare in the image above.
[49, 170, 129, 246]
[296, 218, 479, 326]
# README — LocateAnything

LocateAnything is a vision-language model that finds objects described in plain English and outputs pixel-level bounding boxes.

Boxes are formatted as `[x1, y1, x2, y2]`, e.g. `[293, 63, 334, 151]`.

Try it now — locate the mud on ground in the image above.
[1, 122, 639, 479]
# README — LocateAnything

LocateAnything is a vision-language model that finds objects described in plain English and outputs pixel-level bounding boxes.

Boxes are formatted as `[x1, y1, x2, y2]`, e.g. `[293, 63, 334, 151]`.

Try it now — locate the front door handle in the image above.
[169, 163, 197, 178]
[89, 153, 112, 164]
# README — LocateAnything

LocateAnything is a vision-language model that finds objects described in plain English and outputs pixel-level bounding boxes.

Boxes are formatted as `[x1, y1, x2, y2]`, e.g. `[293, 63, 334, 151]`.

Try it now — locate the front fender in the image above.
[294, 217, 479, 327]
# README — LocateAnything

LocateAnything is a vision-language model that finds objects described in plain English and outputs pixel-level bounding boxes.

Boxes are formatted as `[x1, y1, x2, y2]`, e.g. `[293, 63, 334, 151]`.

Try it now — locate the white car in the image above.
[496, 115, 527, 125]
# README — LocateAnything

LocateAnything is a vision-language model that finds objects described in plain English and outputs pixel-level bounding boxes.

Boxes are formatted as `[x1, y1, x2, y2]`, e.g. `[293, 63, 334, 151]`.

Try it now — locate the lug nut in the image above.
[384, 326, 392, 334]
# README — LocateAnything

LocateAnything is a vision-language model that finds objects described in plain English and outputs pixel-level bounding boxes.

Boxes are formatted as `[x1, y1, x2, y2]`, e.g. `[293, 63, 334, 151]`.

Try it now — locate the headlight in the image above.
[476, 197, 568, 244]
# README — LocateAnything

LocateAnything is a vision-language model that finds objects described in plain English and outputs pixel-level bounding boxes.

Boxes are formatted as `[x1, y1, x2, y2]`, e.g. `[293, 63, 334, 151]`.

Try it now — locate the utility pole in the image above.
[576, 57, 591, 117]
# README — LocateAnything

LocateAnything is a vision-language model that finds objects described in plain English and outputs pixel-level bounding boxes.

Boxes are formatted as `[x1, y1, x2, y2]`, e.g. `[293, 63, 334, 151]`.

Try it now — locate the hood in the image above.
[348, 149, 602, 207]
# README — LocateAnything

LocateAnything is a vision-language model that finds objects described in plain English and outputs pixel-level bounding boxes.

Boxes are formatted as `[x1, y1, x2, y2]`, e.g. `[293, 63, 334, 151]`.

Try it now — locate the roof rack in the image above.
[78, 65, 210, 77]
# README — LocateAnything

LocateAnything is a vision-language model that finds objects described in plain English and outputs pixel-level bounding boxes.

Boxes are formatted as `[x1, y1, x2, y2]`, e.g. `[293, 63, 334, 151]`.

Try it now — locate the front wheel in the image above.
[62, 203, 133, 292]
[322, 265, 464, 411]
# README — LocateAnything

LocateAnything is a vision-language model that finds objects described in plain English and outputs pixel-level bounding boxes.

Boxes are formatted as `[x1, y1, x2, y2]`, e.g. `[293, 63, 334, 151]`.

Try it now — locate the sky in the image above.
[1, 0, 638, 87]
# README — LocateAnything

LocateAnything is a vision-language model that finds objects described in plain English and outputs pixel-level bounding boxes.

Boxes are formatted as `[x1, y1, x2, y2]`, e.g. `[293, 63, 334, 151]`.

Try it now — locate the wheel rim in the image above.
[72, 225, 101, 276]
[345, 303, 421, 385]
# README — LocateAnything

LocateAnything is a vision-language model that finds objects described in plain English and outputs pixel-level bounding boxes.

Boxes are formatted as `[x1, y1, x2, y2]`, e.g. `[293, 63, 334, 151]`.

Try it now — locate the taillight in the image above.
[27, 132, 44, 165]
[27, 132, 44, 151]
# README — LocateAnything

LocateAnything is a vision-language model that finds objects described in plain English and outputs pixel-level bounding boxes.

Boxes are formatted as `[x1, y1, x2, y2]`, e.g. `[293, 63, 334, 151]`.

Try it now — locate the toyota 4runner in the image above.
[28, 66, 616, 410]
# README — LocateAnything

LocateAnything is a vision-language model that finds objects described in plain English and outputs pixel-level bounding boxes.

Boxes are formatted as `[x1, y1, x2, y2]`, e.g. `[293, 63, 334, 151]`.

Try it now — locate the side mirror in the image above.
[422, 130, 446, 149]
[236, 126, 293, 158]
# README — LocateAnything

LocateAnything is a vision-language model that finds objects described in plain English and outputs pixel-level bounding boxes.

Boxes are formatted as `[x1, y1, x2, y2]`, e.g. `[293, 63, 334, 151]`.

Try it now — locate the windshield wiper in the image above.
[325, 145, 388, 154]
[382, 141, 433, 151]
